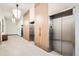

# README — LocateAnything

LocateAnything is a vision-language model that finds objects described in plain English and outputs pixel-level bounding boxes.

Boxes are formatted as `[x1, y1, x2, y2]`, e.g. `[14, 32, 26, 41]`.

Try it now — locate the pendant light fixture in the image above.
[12, 4, 21, 23]
[12, 18, 15, 23]
[13, 4, 21, 19]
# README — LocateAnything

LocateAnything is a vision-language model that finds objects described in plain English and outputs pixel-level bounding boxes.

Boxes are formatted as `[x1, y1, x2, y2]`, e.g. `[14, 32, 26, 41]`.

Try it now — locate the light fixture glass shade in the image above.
[12, 9, 21, 19]
[12, 18, 15, 23]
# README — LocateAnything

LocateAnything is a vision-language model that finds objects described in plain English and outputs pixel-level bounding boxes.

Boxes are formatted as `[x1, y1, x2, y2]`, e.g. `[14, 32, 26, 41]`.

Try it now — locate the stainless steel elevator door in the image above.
[62, 15, 75, 56]
[49, 9, 74, 56]
[51, 18, 62, 53]
[50, 15, 75, 56]
[29, 23, 34, 41]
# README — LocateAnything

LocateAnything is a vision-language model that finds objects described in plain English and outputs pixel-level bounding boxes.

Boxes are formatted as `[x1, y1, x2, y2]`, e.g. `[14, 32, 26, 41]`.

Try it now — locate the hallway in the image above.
[0, 3, 77, 56]
[0, 35, 61, 56]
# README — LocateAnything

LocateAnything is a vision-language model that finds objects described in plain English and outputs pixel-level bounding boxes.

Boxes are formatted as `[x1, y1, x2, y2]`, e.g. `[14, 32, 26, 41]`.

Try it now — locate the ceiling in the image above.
[48, 3, 76, 15]
[0, 3, 33, 22]
[0, 3, 77, 22]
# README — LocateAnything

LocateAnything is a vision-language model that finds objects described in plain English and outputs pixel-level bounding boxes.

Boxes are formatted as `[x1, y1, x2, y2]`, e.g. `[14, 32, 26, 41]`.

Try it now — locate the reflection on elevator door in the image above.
[49, 9, 75, 56]
[29, 22, 34, 41]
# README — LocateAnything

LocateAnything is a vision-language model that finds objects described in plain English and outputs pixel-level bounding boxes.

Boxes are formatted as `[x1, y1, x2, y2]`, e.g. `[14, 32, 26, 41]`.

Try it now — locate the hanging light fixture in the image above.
[12, 4, 21, 20]
[12, 4, 21, 23]
[12, 18, 15, 23]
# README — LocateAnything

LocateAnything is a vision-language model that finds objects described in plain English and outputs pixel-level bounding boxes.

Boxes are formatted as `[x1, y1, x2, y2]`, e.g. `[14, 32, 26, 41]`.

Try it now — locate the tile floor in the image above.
[0, 35, 61, 56]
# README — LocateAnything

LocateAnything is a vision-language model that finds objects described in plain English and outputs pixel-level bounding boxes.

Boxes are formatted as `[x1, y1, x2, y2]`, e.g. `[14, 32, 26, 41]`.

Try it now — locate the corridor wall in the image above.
[23, 11, 30, 41]
[34, 3, 49, 51]
[16, 18, 23, 36]
[5, 19, 17, 35]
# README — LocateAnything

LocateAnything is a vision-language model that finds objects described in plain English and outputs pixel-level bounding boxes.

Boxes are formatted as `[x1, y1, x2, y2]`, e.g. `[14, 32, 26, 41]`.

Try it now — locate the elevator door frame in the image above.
[0, 22, 1, 43]
[49, 8, 75, 56]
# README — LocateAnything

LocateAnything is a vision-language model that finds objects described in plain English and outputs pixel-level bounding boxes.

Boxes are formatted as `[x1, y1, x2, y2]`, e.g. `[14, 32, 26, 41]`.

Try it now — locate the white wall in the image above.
[0, 16, 4, 42]
[1, 17, 23, 36]
[75, 4, 79, 56]
[16, 18, 23, 36]
[0, 16, 4, 33]
[5, 19, 17, 35]
[16, 4, 35, 36]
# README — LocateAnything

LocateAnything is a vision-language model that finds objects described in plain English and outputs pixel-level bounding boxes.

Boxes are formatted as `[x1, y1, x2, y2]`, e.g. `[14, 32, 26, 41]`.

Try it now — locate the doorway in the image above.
[49, 9, 75, 56]
[21, 25, 23, 37]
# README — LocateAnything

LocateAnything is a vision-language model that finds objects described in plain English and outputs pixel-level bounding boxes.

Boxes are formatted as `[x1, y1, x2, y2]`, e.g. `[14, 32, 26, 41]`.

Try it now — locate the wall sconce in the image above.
[29, 19, 34, 24]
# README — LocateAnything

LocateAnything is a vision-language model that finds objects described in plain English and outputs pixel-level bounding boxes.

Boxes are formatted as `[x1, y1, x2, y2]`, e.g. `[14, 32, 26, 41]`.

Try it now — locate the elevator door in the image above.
[49, 9, 75, 56]
[49, 18, 62, 53]
[21, 25, 23, 37]
[62, 15, 75, 56]
[29, 23, 34, 41]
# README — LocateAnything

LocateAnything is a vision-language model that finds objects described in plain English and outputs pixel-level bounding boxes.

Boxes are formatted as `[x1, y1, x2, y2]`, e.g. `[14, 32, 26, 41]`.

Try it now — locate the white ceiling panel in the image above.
[0, 3, 33, 22]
